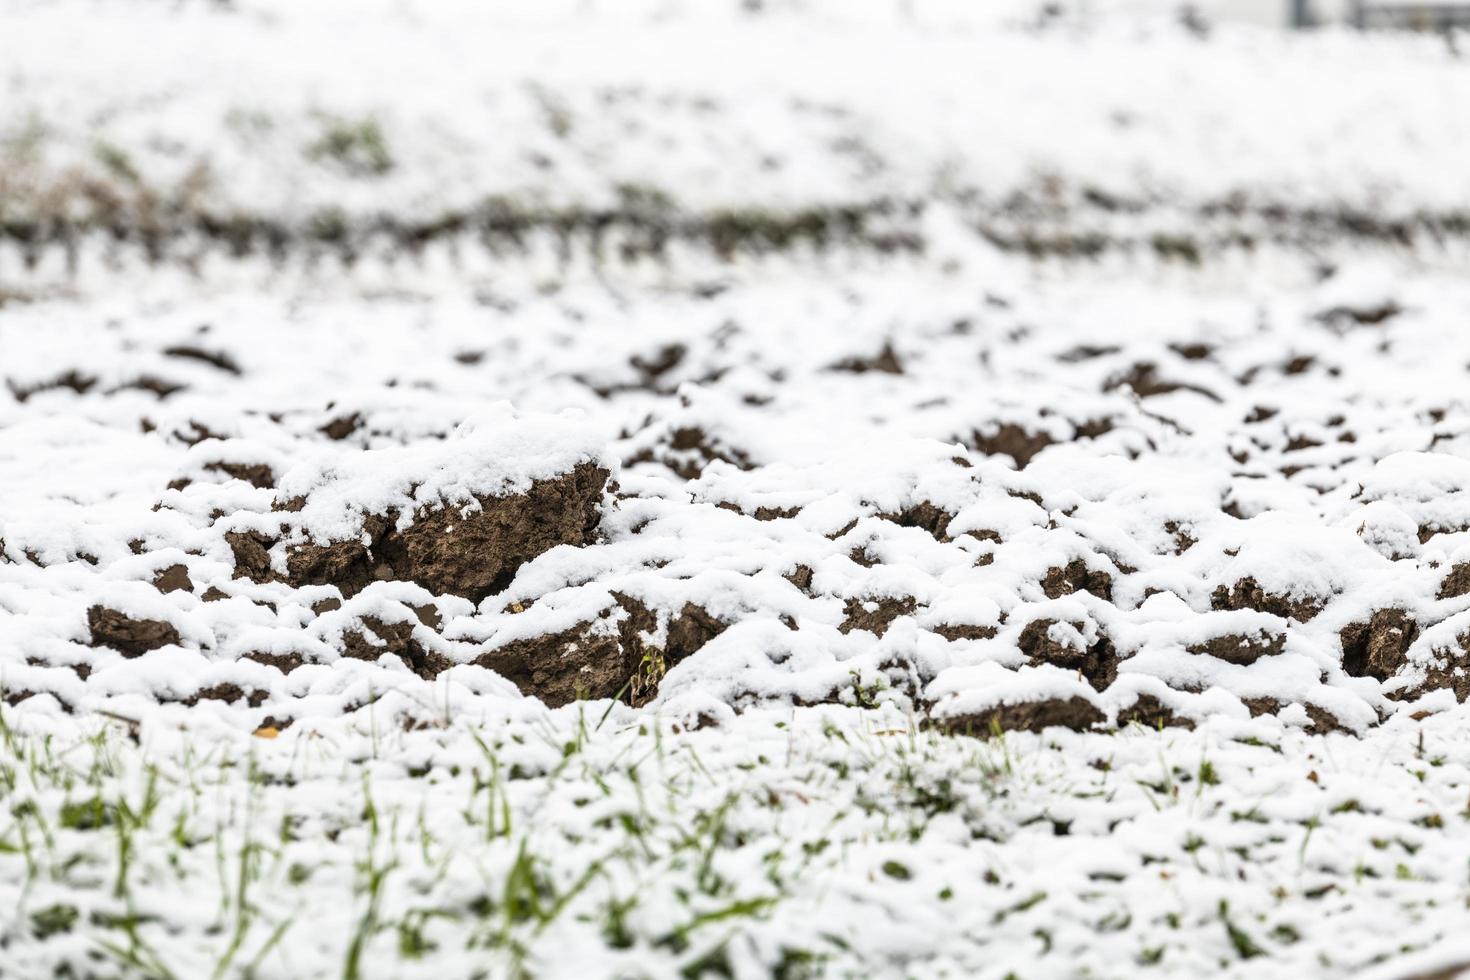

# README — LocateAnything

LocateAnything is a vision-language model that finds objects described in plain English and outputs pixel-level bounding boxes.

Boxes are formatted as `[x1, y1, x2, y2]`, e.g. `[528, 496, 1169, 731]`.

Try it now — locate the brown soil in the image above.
[1018, 619, 1117, 691]
[839, 596, 918, 637]
[87, 606, 181, 657]
[1315, 301, 1402, 328]
[472, 595, 728, 708]
[1041, 559, 1113, 601]
[1163, 520, 1196, 553]
[1405, 639, 1470, 702]
[1340, 609, 1418, 681]
[967, 424, 1054, 468]
[829, 342, 903, 375]
[1106, 362, 1220, 402]
[1187, 628, 1285, 666]
[935, 696, 1105, 735]
[7, 370, 97, 403]
[233, 461, 608, 602]
[1211, 577, 1323, 622]
[879, 501, 954, 541]
[187, 683, 268, 708]
[340, 616, 452, 678]
[631, 426, 753, 480]
[205, 461, 275, 489]
[784, 564, 815, 593]
[151, 564, 194, 594]
[244, 650, 306, 673]
[932, 623, 998, 642]
[664, 602, 729, 664]
[1440, 563, 1470, 600]
[161, 345, 242, 375]
[1113, 693, 1194, 730]
[319, 413, 363, 440]
[1242, 697, 1345, 734]
[225, 530, 275, 581]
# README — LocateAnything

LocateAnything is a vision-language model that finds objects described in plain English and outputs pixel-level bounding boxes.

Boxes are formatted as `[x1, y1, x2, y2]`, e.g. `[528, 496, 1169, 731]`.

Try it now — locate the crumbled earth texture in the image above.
[7, 2, 1470, 977]
[11, 255, 1470, 735]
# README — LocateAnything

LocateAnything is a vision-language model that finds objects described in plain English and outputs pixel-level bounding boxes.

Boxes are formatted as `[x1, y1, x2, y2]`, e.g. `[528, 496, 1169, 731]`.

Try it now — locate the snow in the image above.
[5, 0, 1470, 975]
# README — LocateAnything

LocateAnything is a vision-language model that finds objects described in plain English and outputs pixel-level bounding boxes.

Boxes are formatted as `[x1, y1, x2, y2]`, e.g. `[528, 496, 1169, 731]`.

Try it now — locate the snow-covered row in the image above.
[2, 0, 1467, 254]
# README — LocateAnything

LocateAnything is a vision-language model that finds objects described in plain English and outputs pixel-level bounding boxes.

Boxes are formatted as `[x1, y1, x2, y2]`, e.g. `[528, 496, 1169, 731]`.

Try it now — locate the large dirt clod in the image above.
[87, 606, 181, 657]
[1211, 577, 1324, 623]
[1018, 619, 1117, 691]
[1187, 628, 1286, 666]
[476, 595, 729, 708]
[1340, 608, 1418, 681]
[233, 462, 608, 602]
[935, 697, 1105, 736]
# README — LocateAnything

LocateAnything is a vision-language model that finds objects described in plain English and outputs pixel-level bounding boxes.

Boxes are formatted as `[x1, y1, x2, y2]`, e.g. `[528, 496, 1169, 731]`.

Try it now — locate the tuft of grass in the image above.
[306, 116, 393, 177]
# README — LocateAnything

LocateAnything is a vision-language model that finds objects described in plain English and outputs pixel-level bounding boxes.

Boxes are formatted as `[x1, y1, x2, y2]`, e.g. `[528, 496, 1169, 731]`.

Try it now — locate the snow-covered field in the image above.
[4, 1, 1470, 977]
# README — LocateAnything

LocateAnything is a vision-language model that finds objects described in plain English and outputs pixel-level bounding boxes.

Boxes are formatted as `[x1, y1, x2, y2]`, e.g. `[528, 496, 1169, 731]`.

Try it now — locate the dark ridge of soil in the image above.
[1242, 697, 1345, 734]
[1041, 559, 1113, 602]
[1057, 345, 1121, 363]
[205, 462, 276, 489]
[7, 370, 98, 404]
[1105, 363, 1221, 402]
[233, 461, 608, 602]
[828, 342, 903, 375]
[879, 501, 953, 541]
[630, 343, 687, 381]
[839, 596, 918, 638]
[1401, 636, 1470, 702]
[1211, 577, 1324, 623]
[1169, 342, 1214, 361]
[162, 345, 243, 375]
[1187, 628, 1285, 666]
[1315, 301, 1403, 329]
[1163, 520, 1197, 554]
[627, 426, 753, 480]
[1073, 417, 1116, 440]
[86, 605, 181, 657]
[151, 564, 194, 595]
[1340, 609, 1418, 682]
[713, 500, 800, 521]
[340, 616, 453, 679]
[474, 593, 726, 708]
[186, 683, 268, 708]
[201, 586, 230, 602]
[319, 413, 363, 441]
[663, 602, 730, 670]
[244, 650, 306, 674]
[1439, 563, 1470, 600]
[784, 564, 815, 593]
[115, 376, 188, 399]
[932, 623, 998, 642]
[224, 530, 277, 582]
[1018, 618, 1117, 691]
[1113, 693, 1195, 730]
[477, 616, 640, 708]
[172, 420, 230, 447]
[1418, 523, 1470, 544]
[966, 424, 1054, 468]
[935, 696, 1105, 736]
